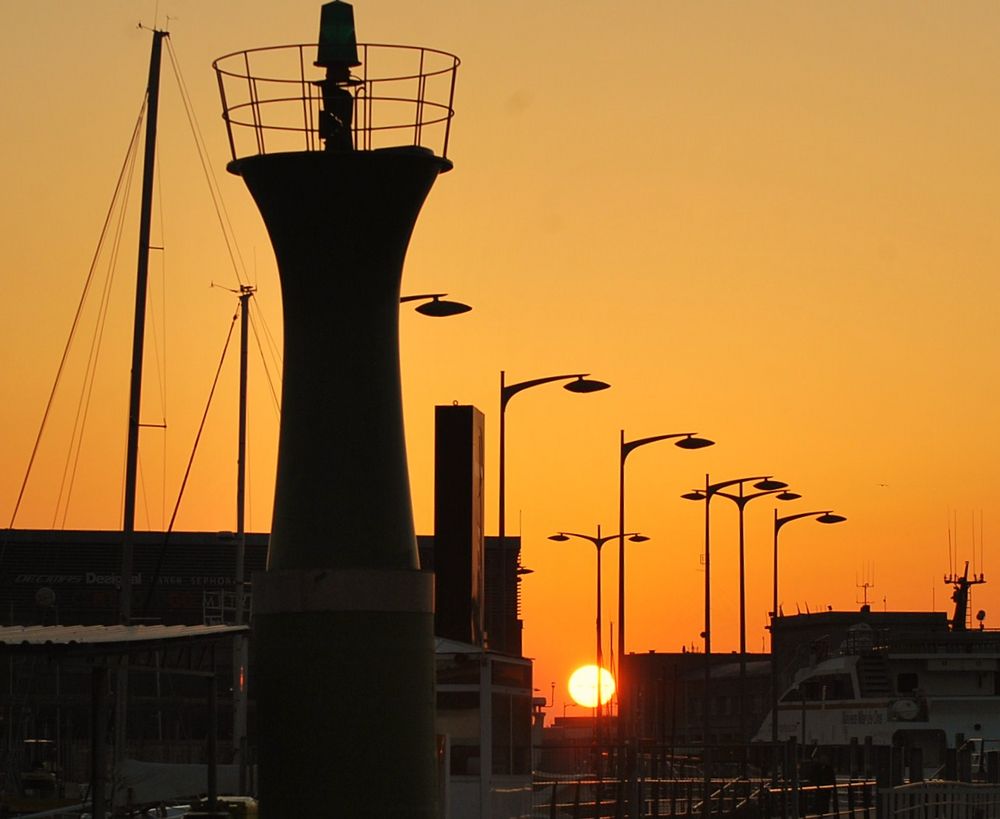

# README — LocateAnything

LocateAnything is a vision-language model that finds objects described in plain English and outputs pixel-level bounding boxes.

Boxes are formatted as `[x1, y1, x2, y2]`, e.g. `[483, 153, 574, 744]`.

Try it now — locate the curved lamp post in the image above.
[549, 526, 648, 750]
[399, 292, 472, 316]
[769, 509, 846, 778]
[682, 474, 787, 813]
[618, 431, 714, 749]
[498, 371, 610, 652]
[682, 482, 799, 768]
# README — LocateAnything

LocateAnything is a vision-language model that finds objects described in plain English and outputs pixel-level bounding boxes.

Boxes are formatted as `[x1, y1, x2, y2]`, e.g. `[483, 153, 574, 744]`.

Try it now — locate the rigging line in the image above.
[246, 401, 253, 531]
[249, 309, 281, 415]
[155, 153, 169, 530]
[4, 99, 147, 535]
[140, 309, 239, 617]
[138, 447, 154, 531]
[161, 420, 168, 531]
[249, 292, 281, 374]
[249, 294, 283, 387]
[146, 153, 169, 430]
[972, 510, 977, 577]
[164, 38, 249, 286]
[58, 132, 143, 528]
[253, 295, 283, 374]
[137, 169, 168, 532]
[979, 509, 986, 572]
[57, 129, 143, 528]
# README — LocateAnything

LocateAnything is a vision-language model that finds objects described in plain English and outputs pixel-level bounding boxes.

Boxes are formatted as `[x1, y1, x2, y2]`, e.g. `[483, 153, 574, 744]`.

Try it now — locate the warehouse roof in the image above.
[0, 623, 247, 655]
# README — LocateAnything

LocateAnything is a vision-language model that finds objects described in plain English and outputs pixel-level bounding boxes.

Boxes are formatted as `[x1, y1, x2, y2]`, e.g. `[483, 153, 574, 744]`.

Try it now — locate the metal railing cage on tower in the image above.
[213, 42, 459, 163]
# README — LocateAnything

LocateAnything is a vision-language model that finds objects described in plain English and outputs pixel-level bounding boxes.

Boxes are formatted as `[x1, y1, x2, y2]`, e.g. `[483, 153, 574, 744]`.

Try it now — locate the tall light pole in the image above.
[682, 481, 799, 773]
[549, 527, 649, 751]
[498, 371, 610, 653]
[617, 431, 714, 750]
[682, 474, 787, 817]
[769, 509, 846, 780]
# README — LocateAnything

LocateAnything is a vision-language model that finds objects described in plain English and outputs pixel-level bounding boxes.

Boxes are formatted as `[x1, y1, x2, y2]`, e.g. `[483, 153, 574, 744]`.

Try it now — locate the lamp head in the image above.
[776, 491, 801, 501]
[548, 533, 570, 542]
[754, 478, 788, 491]
[675, 435, 715, 450]
[816, 513, 847, 525]
[681, 491, 706, 501]
[563, 376, 611, 394]
[413, 296, 472, 317]
[628, 534, 650, 543]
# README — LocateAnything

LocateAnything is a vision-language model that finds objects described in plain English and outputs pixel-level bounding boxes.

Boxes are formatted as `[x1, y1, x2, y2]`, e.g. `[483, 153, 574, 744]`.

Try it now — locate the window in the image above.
[437, 655, 480, 685]
[491, 660, 531, 689]
[491, 693, 531, 775]
[781, 673, 855, 702]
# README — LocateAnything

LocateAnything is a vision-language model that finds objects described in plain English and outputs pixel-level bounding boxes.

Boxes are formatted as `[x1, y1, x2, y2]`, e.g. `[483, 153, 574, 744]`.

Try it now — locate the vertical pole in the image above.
[479, 656, 492, 819]
[91, 665, 108, 819]
[702, 474, 711, 819]
[771, 509, 780, 784]
[116, 30, 167, 797]
[498, 370, 507, 653]
[208, 666, 218, 813]
[120, 27, 166, 625]
[737, 485, 747, 778]
[596, 526, 603, 752]
[617, 432, 626, 757]
[233, 286, 252, 790]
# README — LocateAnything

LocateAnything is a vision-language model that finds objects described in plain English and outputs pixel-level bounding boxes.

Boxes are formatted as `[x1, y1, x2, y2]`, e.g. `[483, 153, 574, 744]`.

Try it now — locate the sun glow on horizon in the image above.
[568, 665, 616, 709]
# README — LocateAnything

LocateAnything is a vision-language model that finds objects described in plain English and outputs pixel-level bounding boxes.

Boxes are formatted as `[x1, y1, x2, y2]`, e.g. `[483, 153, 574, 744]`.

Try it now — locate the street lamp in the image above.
[498, 371, 610, 652]
[399, 292, 472, 316]
[682, 481, 799, 769]
[681, 473, 787, 814]
[549, 526, 648, 750]
[617, 431, 714, 748]
[769, 509, 846, 779]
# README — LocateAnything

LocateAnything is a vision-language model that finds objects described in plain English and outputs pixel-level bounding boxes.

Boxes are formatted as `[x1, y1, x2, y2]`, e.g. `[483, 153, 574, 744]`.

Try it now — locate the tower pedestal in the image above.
[254, 569, 436, 816]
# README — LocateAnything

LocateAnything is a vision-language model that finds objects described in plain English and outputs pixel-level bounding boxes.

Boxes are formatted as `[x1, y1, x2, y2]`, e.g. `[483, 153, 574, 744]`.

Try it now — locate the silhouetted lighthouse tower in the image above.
[214, 4, 458, 815]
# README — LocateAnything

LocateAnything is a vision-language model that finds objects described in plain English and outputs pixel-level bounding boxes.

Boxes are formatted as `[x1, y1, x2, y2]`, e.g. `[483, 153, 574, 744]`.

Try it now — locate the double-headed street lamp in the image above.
[770, 509, 846, 766]
[617, 431, 714, 746]
[682, 480, 799, 767]
[498, 371, 610, 653]
[549, 526, 649, 749]
[682, 473, 787, 812]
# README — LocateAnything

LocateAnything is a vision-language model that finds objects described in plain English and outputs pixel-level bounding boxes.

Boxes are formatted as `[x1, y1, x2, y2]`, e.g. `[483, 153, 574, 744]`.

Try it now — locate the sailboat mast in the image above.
[119, 29, 167, 625]
[236, 286, 252, 601]
[233, 285, 253, 786]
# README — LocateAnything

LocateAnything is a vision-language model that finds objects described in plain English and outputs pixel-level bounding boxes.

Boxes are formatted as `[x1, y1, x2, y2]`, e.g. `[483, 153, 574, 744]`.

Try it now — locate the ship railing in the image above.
[213, 42, 459, 162]
[765, 778, 877, 819]
[878, 634, 1000, 656]
[882, 781, 1000, 819]
[531, 774, 772, 817]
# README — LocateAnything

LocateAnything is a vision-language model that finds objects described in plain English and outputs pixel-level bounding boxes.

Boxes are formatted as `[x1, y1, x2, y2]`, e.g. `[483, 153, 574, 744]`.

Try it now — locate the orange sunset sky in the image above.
[2, 1, 999, 718]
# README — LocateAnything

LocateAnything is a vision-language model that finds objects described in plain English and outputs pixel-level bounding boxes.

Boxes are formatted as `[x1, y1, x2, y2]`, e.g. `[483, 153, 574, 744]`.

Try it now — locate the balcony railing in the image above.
[214, 42, 459, 162]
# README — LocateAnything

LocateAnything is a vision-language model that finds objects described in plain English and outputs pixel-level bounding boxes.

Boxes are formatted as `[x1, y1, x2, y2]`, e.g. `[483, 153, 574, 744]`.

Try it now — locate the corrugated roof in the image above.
[0, 623, 247, 653]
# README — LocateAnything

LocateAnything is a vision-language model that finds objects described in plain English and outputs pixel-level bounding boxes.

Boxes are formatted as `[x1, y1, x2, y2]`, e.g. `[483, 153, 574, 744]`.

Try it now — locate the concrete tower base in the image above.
[231, 147, 449, 817]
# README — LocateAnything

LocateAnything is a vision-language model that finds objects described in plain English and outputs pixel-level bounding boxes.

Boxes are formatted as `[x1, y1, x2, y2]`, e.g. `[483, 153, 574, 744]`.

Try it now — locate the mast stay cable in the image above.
[141, 308, 239, 616]
[4, 101, 148, 537]
[55, 134, 145, 529]
[166, 39, 285, 373]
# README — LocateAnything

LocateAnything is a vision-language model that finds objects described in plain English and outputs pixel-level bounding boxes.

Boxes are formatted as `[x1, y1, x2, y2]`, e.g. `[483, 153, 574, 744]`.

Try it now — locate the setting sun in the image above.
[567, 665, 616, 709]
